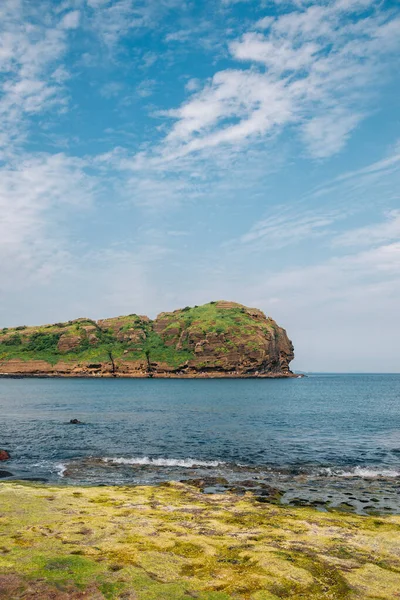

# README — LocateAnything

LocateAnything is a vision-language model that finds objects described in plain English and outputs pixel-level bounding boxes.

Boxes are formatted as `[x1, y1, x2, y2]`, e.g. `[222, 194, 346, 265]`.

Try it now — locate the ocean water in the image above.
[1, 374, 399, 513]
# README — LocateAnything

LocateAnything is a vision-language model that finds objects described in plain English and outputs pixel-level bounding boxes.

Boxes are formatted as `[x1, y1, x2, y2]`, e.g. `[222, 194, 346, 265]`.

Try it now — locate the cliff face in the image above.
[0, 301, 294, 378]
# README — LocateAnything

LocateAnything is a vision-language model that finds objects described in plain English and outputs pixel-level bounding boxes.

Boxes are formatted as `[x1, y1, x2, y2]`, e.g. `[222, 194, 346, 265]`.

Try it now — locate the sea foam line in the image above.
[102, 457, 225, 468]
[322, 466, 400, 478]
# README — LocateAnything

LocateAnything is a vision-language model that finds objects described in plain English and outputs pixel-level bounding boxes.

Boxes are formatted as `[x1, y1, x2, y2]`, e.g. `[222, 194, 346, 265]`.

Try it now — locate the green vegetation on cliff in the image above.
[0, 481, 399, 599]
[0, 301, 294, 376]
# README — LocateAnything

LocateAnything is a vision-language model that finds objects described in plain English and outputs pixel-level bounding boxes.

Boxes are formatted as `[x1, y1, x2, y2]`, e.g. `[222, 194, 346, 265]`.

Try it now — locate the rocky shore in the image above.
[0, 301, 295, 379]
[0, 481, 399, 599]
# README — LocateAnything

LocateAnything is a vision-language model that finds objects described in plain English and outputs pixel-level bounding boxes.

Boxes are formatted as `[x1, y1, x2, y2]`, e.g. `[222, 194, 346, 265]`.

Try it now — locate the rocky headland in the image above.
[0, 301, 294, 378]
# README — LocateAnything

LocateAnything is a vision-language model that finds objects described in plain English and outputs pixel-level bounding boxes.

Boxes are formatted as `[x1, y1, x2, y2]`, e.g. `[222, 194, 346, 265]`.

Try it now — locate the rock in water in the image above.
[69, 419, 82, 424]
[0, 301, 295, 378]
[0, 450, 10, 461]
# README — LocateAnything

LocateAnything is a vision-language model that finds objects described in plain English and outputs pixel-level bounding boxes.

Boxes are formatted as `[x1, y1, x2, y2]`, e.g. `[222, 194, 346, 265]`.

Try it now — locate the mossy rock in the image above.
[0, 301, 294, 377]
[0, 481, 399, 598]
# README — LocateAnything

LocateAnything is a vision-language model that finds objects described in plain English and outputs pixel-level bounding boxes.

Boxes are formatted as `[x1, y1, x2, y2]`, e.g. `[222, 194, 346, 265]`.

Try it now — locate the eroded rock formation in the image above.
[0, 301, 294, 378]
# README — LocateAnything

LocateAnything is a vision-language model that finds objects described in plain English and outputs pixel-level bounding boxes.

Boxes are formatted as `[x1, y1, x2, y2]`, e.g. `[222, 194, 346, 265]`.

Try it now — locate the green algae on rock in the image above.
[0, 481, 400, 599]
[0, 301, 294, 378]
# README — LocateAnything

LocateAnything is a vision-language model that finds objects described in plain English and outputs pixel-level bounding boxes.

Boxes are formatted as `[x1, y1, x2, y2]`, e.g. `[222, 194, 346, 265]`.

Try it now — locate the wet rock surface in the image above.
[0, 449, 10, 461]
[183, 477, 283, 503]
[184, 476, 229, 489]
[280, 476, 400, 515]
[54, 457, 400, 516]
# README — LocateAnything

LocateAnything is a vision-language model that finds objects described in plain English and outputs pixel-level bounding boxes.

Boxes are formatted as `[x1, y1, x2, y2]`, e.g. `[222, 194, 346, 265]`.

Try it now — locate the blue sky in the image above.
[0, 0, 399, 372]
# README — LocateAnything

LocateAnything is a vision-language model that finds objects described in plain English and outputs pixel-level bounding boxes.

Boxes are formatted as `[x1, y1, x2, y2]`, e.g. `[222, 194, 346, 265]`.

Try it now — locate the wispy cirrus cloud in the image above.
[0, 152, 96, 290]
[238, 209, 339, 248]
[146, 0, 400, 162]
[253, 242, 400, 307]
[0, 0, 81, 152]
[310, 142, 400, 203]
[334, 211, 400, 248]
[222, 142, 400, 255]
[86, 0, 188, 47]
[251, 240, 400, 371]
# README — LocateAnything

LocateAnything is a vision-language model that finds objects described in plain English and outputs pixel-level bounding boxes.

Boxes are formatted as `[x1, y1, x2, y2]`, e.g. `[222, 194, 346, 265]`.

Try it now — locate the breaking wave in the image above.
[102, 457, 225, 468]
[55, 463, 67, 477]
[31, 460, 67, 478]
[321, 466, 400, 479]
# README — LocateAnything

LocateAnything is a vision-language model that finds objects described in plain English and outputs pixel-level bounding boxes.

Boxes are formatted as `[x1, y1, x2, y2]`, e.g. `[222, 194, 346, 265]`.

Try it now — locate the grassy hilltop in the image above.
[0, 301, 294, 377]
[0, 482, 399, 599]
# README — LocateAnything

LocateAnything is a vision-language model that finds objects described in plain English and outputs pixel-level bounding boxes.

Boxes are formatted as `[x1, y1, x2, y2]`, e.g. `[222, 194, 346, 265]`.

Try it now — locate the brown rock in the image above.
[0, 301, 295, 379]
[153, 302, 294, 377]
[57, 334, 82, 353]
[0, 450, 10, 461]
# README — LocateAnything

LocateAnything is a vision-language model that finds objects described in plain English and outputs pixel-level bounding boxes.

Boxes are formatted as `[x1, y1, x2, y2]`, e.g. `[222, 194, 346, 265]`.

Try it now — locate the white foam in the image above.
[102, 457, 224, 468]
[31, 460, 67, 477]
[322, 466, 400, 478]
[55, 463, 67, 477]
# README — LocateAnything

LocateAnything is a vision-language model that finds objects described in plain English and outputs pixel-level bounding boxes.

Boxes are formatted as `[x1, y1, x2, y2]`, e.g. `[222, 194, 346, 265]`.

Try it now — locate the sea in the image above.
[1, 374, 399, 515]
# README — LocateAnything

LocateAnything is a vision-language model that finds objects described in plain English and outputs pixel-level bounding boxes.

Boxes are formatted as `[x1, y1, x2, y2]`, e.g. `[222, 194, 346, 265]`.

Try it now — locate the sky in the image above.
[0, 0, 399, 372]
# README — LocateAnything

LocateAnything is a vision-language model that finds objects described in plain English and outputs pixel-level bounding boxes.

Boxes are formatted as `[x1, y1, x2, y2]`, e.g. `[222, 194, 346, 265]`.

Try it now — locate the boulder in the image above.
[0, 449, 10, 461]
[0, 470, 13, 478]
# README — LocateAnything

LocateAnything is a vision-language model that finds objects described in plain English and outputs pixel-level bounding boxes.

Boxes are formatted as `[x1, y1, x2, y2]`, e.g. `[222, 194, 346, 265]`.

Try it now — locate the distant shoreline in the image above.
[0, 372, 301, 379]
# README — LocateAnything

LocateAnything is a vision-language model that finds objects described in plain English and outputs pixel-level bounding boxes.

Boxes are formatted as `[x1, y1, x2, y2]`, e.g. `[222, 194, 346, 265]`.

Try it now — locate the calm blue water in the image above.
[1, 374, 400, 512]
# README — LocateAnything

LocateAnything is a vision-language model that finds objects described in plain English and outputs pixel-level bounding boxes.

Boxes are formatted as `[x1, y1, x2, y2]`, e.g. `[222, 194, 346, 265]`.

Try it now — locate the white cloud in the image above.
[310, 143, 400, 202]
[60, 10, 81, 29]
[255, 17, 275, 30]
[0, 153, 97, 293]
[0, 148, 169, 326]
[230, 32, 319, 73]
[164, 69, 292, 156]
[0, 1, 80, 152]
[256, 241, 400, 371]
[302, 109, 364, 158]
[185, 78, 201, 92]
[136, 78, 156, 98]
[97, 135, 286, 209]
[146, 0, 400, 162]
[334, 211, 400, 248]
[238, 209, 339, 248]
[87, 0, 139, 46]
[336, 148, 400, 183]
[100, 81, 124, 98]
[87, 0, 110, 7]
[228, 143, 400, 255]
[262, 242, 400, 295]
[165, 29, 193, 43]
[86, 0, 185, 47]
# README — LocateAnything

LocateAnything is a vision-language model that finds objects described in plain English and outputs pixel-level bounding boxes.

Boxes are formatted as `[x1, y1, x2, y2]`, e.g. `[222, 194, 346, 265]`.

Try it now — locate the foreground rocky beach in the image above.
[0, 481, 399, 599]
